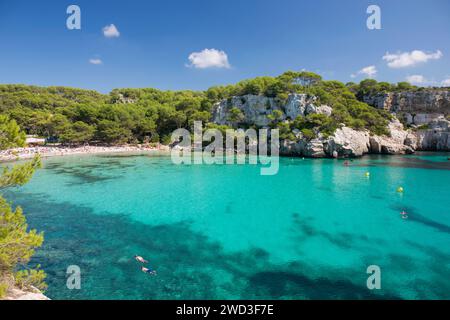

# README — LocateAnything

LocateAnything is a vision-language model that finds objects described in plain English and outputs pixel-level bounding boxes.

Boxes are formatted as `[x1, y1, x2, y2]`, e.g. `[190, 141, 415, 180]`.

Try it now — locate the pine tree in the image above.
[0, 117, 44, 299]
[0, 115, 26, 150]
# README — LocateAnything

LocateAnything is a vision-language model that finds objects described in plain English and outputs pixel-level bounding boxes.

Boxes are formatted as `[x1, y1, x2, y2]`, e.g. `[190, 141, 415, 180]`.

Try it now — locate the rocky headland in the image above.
[211, 90, 450, 158]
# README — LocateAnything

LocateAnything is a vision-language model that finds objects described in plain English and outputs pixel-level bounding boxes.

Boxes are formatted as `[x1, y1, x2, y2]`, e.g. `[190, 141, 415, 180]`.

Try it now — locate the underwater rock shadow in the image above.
[390, 204, 450, 234]
[291, 213, 377, 250]
[403, 242, 450, 281]
[248, 271, 401, 300]
[4, 193, 274, 299]
[385, 251, 450, 299]
[42, 160, 140, 185]
[6, 193, 405, 299]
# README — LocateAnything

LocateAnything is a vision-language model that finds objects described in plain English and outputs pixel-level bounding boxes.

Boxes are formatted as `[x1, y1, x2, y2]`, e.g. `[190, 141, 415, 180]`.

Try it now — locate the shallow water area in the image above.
[4, 152, 450, 299]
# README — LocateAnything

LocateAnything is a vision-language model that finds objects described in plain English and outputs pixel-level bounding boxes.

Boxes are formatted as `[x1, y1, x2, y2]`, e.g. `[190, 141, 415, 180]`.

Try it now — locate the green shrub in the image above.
[276, 122, 296, 140]
[227, 107, 245, 125]
[301, 128, 315, 140]
[0, 283, 8, 298]
[15, 268, 47, 292]
[0, 115, 26, 149]
[0, 141, 44, 298]
[416, 124, 430, 130]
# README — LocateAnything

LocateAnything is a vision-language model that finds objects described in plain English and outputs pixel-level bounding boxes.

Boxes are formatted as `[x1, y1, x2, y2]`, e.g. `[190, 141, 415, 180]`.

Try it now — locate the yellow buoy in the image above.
[397, 187, 404, 193]
[365, 172, 370, 177]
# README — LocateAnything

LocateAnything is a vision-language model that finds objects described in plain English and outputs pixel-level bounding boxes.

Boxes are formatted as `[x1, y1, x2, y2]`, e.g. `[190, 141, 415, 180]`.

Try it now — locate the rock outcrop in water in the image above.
[212, 91, 450, 157]
[279, 119, 414, 158]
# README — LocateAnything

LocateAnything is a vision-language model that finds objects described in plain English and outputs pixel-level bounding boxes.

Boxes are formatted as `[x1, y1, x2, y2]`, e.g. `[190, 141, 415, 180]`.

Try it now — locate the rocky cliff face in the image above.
[212, 94, 332, 127]
[362, 89, 450, 151]
[211, 92, 450, 158]
[212, 95, 281, 127]
[362, 90, 450, 125]
[280, 119, 414, 158]
[414, 119, 450, 151]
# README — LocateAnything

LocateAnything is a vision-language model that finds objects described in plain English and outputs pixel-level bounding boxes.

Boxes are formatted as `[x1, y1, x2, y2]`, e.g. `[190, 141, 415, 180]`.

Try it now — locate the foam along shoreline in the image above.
[0, 145, 170, 162]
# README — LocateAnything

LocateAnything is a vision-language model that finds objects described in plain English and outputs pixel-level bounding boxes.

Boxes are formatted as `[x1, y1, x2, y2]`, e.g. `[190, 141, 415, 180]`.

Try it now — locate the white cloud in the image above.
[360, 65, 377, 77]
[103, 24, 120, 38]
[383, 50, 442, 68]
[405, 75, 426, 84]
[89, 58, 103, 65]
[351, 65, 377, 78]
[187, 48, 231, 69]
[441, 78, 450, 87]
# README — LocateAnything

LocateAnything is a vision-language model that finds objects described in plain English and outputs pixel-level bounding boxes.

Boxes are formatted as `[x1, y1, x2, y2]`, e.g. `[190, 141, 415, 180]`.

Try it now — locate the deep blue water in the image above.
[4, 152, 450, 299]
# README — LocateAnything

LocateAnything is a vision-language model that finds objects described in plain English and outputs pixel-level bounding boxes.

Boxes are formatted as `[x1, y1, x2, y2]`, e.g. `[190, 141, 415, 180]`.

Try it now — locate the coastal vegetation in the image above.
[0, 115, 26, 150]
[348, 79, 417, 99]
[347, 78, 450, 101]
[0, 117, 45, 298]
[0, 71, 425, 146]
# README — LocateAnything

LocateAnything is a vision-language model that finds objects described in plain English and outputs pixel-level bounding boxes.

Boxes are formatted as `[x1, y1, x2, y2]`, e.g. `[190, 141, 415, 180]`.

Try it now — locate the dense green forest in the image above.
[1, 71, 434, 146]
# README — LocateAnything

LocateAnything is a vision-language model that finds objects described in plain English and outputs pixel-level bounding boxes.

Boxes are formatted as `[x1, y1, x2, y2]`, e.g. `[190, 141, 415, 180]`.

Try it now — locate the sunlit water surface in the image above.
[4, 152, 450, 299]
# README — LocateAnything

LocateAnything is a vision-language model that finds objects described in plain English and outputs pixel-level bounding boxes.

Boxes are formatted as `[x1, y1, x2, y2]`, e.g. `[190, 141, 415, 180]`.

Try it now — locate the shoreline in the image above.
[1, 145, 448, 163]
[3, 286, 50, 301]
[0, 144, 170, 162]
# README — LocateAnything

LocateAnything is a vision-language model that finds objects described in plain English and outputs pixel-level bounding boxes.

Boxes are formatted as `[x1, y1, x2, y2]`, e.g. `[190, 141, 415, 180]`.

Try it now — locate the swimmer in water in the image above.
[343, 160, 350, 166]
[134, 255, 148, 263]
[400, 211, 408, 219]
[141, 266, 157, 276]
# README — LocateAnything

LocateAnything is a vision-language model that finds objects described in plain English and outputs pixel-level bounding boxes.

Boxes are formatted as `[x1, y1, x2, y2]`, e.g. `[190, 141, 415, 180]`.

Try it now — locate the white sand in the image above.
[0, 145, 169, 162]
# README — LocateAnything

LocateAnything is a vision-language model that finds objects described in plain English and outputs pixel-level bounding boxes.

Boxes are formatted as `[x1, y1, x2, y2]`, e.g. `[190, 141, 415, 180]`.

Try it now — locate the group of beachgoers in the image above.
[135, 255, 157, 276]
[0, 145, 166, 161]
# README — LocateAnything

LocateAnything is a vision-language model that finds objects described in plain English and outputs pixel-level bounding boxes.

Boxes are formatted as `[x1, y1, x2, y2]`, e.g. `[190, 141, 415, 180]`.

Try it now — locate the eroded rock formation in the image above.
[212, 91, 450, 158]
[362, 90, 450, 117]
[212, 94, 332, 126]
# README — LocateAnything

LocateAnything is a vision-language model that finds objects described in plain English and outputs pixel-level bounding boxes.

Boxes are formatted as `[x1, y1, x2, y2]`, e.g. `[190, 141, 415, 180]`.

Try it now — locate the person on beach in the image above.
[134, 255, 148, 263]
[141, 266, 157, 276]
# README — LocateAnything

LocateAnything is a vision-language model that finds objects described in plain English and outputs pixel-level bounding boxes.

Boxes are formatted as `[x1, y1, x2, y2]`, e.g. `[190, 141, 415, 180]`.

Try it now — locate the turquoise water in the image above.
[4, 152, 450, 300]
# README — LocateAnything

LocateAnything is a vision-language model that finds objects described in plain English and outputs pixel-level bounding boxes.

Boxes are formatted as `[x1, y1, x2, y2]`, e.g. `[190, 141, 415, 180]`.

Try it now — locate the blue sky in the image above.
[0, 0, 449, 92]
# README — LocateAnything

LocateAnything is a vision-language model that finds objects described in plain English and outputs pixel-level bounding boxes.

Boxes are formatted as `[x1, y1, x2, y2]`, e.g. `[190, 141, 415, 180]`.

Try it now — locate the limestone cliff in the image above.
[362, 89, 450, 151]
[211, 91, 450, 157]
[362, 90, 450, 121]
[212, 94, 332, 126]
[414, 118, 450, 151]
[212, 95, 281, 127]
[279, 119, 414, 158]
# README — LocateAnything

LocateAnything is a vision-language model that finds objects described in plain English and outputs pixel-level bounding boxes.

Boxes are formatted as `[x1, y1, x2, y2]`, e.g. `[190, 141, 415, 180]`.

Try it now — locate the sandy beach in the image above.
[0, 144, 169, 162]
